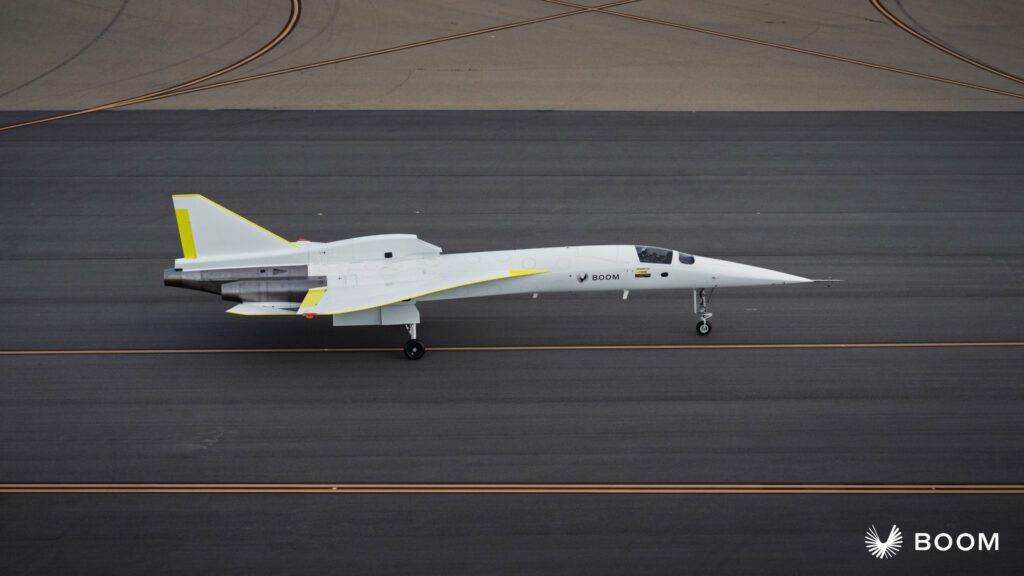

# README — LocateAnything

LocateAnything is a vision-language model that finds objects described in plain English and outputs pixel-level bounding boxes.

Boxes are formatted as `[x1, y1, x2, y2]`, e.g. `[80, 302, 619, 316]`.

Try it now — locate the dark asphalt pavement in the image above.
[1, 111, 1022, 574]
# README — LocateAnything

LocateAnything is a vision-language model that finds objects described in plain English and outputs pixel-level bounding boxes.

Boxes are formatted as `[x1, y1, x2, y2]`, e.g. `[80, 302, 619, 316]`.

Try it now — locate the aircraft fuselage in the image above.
[165, 243, 809, 305]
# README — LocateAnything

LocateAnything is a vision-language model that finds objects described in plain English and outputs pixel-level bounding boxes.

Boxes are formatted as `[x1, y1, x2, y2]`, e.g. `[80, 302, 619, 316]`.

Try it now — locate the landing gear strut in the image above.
[403, 323, 425, 360]
[694, 288, 713, 336]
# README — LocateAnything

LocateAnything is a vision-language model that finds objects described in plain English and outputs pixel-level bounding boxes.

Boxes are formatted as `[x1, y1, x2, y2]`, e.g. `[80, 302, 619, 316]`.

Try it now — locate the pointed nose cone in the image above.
[698, 257, 812, 287]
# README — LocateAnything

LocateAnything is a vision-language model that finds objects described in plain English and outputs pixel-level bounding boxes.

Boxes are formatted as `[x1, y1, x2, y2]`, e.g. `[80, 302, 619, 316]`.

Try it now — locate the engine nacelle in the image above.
[220, 278, 325, 303]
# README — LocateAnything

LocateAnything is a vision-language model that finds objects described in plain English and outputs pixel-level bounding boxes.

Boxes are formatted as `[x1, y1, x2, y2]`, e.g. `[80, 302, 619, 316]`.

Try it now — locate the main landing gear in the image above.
[403, 323, 425, 360]
[694, 288, 713, 336]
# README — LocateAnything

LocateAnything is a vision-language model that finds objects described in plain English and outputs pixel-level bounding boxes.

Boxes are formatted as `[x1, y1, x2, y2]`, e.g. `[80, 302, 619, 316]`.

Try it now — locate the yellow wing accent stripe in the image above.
[174, 209, 197, 259]
[300, 287, 328, 309]
[508, 269, 545, 277]
[311, 269, 547, 316]
[172, 194, 299, 249]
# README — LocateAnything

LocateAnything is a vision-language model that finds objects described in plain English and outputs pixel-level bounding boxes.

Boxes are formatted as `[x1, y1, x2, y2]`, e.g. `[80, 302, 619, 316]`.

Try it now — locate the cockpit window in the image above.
[635, 245, 673, 264]
[678, 252, 695, 265]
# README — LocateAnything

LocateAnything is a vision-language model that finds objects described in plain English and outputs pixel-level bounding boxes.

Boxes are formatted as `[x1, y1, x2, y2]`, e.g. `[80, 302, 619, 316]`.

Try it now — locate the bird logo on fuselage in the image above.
[865, 525, 903, 559]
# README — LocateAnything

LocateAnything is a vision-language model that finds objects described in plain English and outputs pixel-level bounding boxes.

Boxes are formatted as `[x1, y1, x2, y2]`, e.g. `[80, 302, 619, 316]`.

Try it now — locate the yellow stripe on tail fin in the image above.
[175, 209, 197, 259]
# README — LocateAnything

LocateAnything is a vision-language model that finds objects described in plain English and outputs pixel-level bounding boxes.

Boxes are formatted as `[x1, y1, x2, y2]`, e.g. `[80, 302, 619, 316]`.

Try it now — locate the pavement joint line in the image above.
[2, 483, 1023, 494]
[0, 342, 1022, 356]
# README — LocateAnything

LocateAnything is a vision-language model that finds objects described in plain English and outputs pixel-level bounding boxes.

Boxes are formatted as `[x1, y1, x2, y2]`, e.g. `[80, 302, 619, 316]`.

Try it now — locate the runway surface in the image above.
[1, 111, 1023, 573]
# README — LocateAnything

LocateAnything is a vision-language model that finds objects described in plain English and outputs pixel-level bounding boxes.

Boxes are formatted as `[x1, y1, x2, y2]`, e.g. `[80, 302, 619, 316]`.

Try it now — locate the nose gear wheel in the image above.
[694, 288, 714, 336]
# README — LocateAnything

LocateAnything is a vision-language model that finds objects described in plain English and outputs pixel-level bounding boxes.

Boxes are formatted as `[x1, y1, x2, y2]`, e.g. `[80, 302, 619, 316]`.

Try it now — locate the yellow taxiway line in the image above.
[6, 0, 1021, 135]
[0, 342, 1022, 357]
[2, 483, 1022, 494]
[0, 0, 638, 133]
[0, 0, 303, 133]
[871, 0, 1024, 87]
[543, 0, 1024, 101]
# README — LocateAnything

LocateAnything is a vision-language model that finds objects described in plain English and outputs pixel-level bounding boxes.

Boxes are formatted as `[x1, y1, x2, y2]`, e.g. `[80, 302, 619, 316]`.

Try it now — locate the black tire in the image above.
[403, 339, 426, 360]
[696, 321, 712, 336]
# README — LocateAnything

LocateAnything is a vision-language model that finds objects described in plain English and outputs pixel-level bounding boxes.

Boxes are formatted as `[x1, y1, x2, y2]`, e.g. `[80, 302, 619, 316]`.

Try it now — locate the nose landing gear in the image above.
[403, 323, 425, 360]
[694, 288, 713, 336]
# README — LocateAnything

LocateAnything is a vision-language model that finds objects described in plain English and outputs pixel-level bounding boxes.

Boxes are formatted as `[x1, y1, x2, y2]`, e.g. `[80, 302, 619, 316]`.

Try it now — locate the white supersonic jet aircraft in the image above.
[165, 195, 815, 359]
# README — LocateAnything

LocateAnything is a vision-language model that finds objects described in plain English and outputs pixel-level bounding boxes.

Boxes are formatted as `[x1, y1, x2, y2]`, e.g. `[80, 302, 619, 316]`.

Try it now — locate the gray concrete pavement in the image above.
[0, 111, 1022, 574]
[1, 1, 1023, 111]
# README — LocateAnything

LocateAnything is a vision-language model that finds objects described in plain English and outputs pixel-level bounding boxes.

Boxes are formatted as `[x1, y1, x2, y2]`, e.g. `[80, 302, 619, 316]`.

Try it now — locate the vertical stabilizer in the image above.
[172, 195, 297, 259]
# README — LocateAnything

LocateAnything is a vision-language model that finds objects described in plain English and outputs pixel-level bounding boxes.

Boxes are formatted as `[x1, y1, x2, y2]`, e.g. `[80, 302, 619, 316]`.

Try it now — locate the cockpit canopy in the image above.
[634, 245, 695, 265]
[635, 245, 672, 264]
